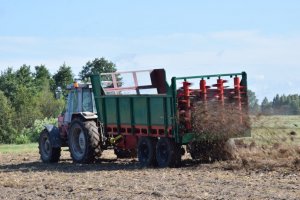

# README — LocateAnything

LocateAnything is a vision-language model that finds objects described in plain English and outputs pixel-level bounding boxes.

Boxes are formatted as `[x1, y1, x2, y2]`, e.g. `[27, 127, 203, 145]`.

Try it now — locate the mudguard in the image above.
[44, 125, 61, 148]
[71, 112, 98, 121]
[80, 112, 98, 120]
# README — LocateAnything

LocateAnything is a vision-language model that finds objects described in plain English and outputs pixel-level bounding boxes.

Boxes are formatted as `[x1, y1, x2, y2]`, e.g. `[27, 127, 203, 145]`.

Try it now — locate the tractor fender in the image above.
[80, 112, 98, 119]
[72, 112, 98, 121]
[44, 125, 61, 148]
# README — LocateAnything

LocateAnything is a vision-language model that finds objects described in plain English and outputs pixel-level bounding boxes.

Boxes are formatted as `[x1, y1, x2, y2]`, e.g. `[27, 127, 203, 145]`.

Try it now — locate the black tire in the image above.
[156, 138, 181, 168]
[114, 148, 137, 159]
[68, 119, 101, 163]
[39, 129, 61, 163]
[137, 137, 157, 167]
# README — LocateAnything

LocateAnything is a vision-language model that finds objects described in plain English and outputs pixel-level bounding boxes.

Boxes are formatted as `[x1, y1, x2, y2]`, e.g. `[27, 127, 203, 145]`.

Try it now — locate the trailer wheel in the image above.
[156, 138, 181, 168]
[39, 129, 61, 163]
[68, 119, 101, 163]
[137, 137, 157, 167]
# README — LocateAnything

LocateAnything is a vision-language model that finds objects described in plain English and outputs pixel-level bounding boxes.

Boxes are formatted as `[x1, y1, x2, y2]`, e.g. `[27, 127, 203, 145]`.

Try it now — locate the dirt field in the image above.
[0, 147, 299, 200]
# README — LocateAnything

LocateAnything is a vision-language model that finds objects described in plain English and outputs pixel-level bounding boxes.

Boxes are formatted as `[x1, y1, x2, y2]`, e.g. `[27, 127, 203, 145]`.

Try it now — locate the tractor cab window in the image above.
[66, 91, 73, 113]
[72, 90, 78, 112]
[82, 88, 93, 112]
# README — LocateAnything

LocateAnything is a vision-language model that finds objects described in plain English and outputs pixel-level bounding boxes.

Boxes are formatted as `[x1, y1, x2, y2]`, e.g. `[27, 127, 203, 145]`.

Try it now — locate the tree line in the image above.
[260, 94, 300, 115]
[248, 92, 300, 115]
[0, 58, 117, 144]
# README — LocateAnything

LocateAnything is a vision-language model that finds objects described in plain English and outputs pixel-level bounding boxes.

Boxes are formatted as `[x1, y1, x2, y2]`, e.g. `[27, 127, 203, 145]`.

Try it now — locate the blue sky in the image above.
[1, 0, 300, 101]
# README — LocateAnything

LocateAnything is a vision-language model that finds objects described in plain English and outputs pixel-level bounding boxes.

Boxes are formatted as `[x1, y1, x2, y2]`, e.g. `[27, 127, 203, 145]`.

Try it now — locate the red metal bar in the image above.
[200, 79, 208, 110]
[217, 79, 224, 104]
[234, 77, 240, 91]
[234, 76, 243, 123]
[132, 72, 140, 94]
[106, 125, 173, 137]
[183, 81, 191, 130]
[200, 79, 207, 95]
[213, 79, 225, 122]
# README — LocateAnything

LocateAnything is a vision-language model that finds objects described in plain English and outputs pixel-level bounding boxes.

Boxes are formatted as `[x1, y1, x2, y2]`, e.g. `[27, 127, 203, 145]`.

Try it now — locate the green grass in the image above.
[251, 115, 300, 128]
[0, 143, 38, 153]
[249, 115, 300, 145]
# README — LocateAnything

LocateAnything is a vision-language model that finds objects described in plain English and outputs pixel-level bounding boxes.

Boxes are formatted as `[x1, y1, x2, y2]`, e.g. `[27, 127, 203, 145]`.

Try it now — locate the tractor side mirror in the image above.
[55, 87, 62, 99]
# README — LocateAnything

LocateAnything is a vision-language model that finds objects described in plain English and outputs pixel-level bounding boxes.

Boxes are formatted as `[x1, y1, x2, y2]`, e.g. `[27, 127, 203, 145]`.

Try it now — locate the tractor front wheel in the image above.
[137, 137, 157, 167]
[39, 129, 61, 163]
[68, 119, 101, 163]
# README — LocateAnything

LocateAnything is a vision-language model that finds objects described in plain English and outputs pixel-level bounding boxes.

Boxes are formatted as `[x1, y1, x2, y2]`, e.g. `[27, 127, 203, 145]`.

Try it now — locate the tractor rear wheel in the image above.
[39, 129, 61, 163]
[156, 138, 181, 168]
[137, 137, 157, 167]
[68, 119, 101, 163]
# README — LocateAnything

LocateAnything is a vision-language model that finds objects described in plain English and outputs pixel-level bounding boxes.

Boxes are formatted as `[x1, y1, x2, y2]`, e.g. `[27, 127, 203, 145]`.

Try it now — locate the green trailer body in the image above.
[91, 71, 179, 142]
[93, 95, 173, 131]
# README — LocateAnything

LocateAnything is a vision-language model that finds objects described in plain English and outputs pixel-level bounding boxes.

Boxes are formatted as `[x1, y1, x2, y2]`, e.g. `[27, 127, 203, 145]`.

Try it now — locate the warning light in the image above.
[73, 81, 79, 88]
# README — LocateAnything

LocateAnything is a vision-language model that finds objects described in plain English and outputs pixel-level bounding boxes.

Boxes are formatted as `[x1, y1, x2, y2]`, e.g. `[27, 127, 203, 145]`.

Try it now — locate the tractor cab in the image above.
[57, 82, 98, 141]
[62, 82, 97, 124]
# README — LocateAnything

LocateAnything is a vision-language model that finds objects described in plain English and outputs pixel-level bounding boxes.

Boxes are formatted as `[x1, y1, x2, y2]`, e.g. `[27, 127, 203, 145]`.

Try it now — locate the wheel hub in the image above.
[79, 131, 86, 151]
[159, 144, 168, 161]
[44, 139, 51, 154]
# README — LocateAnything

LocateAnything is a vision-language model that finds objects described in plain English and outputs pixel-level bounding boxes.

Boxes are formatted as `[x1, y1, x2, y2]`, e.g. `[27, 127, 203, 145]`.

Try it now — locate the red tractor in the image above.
[39, 82, 103, 163]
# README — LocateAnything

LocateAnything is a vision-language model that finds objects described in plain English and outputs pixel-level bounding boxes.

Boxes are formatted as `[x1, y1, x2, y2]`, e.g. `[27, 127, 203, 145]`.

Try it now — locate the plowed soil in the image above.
[1, 148, 299, 200]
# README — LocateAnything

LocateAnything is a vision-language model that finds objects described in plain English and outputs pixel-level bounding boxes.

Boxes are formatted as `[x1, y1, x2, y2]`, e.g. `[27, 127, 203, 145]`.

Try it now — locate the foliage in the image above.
[261, 94, 300, 115]
[34, 64, 52, 91]
[261, 97, 273, 115]
[0, 66, 42, 132]
[0, 58, 118, 144]
[53, 63, 74, 96]
[0, 91, 17, 144]
[79, 57, 120, 83]
[16, 65, 34, 87]
[15, 134, 31, 144]
[0, 64, 67, 144]
[248, 90, 260, 114]
[21, 118, 57, 143]
[0, 67, 18, 103]
[14, 85, 43, 131]
[35, 82, 65, 118]
[34, 65, 51, 80]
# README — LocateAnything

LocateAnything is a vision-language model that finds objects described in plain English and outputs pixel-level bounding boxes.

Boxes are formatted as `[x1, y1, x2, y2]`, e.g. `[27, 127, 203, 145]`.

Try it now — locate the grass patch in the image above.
[249, 115, 300, 145]
[251, 115, 300, 129]
[0, 143, 38, 153]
